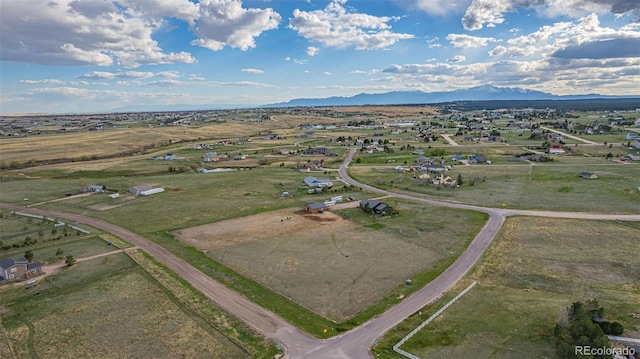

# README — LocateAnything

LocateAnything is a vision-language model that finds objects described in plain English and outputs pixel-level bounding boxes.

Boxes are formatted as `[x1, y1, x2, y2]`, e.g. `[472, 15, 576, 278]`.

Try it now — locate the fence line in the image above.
[12, 211, 89, 234]
[393, 281, 477, 359]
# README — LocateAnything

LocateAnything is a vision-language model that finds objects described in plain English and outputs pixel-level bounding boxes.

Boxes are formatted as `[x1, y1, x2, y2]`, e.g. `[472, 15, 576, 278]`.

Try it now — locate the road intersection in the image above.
[2, 147, 638, 358]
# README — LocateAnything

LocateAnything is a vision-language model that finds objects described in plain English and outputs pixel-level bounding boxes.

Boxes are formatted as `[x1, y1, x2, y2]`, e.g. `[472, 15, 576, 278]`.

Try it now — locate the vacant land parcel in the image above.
[376, 217, 640, 358]
[173, 204, 486, 321]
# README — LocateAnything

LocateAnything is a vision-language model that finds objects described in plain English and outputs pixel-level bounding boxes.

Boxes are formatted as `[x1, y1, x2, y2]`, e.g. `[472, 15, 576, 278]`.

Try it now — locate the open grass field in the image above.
[0, 252, 253, 359]
[2, 106, 636, 348]
[349, 158, 640, 213]
[173, 203, 486, 322]
[0, 164, 380, 335]
[0, 164, 373, 233]
[373, 217, 640, 358]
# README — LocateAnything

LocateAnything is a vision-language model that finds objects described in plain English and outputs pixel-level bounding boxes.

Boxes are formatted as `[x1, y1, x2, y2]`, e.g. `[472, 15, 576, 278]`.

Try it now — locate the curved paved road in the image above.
[2, 148, 638, 358]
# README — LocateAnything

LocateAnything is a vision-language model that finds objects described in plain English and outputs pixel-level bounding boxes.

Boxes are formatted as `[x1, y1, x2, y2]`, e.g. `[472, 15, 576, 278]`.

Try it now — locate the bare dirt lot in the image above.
[173, 208, 344, 251]
[173, 206, 475, 321]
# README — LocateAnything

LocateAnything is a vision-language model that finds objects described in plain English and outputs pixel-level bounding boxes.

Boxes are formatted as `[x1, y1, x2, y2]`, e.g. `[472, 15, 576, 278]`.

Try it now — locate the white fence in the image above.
[393, 281, 477, 359]
[12, 211, 90, 234]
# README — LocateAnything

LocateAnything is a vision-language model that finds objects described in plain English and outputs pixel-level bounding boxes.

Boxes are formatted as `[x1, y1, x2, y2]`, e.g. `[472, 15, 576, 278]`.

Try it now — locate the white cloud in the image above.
[425, 37, 443, 48]
[157, 71, 181, 78]
[0, 0, 195, 67]
[284, 56, 291, 61]
[119, 71, 156, 79]
[147, 79, 186, 87]
[242, 68, 265, 74]
[79, 71, 117, 80]
[446, 34, 499, 48]
[117, 0, 199, 25]
[378, 50, 640, 95]
[461, 0, 640, 31]
[489, 45, 508, 56]
[462, 0, 512, 30]
[350, 70, 367, 74]
[504, 14, 640, 59]
[20, 79, 65, 85]
[447, 55, 466, 62]
[205, 81, 274, 88]
[190, 0, 281, 51]
[79, 71, 171, 80]
[324, 72, 332, 75]
[289, 0, 414, 50]
[412, 0, 471, 16]
[306, 46, 320, 56]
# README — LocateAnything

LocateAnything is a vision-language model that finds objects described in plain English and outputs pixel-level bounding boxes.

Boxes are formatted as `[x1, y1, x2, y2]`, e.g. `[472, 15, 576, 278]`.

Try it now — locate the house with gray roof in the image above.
[304, 175, 333, 188]
[0, 258, 42, 283]
[359, 199, 389, 214]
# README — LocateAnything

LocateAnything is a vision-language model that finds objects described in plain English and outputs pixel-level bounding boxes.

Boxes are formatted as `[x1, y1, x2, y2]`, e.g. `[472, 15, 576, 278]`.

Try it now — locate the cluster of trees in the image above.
[554, 299, 624, 358]
[346, 120, 376, 126]
[361, 202, 399, 216]
[167, 165, 188, 172]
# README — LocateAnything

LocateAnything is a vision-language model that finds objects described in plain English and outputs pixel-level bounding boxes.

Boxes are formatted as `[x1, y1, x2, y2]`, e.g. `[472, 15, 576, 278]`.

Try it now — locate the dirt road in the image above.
[2, 148, 638, 358]
[0, 202, 307, 353]
[540, 126, 600, 145]
[441, 134, 459, 146]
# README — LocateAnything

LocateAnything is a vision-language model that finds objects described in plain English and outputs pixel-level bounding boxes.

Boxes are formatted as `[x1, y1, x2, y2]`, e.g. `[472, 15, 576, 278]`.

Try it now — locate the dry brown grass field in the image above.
[0, 115, 338, 164]
[0, 123, 252, 163]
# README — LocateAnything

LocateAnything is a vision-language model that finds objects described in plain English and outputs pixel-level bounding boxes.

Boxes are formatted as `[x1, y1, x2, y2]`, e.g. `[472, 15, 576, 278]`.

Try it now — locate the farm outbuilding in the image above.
[128, 184, 152, 195]
[140, 188, 165, 196]
[305, 202, 327, 214]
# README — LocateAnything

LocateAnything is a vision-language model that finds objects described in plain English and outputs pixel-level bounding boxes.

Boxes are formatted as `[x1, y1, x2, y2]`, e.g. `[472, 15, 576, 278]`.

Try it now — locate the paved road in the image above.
[2, 149, 638, 358]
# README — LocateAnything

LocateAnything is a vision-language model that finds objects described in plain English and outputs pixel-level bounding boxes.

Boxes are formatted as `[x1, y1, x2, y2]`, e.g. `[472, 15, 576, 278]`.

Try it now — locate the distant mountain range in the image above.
[264, 85, 638, 107]
[110, 85, 638, 113]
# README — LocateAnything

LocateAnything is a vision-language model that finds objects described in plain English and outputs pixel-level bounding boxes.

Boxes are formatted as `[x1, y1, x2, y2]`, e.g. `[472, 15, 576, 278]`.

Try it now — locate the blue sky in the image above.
[1, 0, 639, 114]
